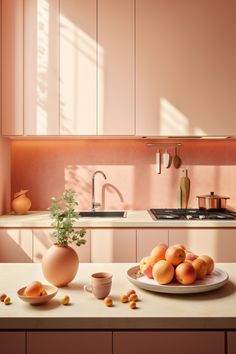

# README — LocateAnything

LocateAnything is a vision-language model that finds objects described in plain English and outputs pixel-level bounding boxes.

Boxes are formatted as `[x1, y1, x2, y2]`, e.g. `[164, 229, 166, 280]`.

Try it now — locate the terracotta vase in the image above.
[42, 244, 79, 287]
[11, 189, 31, 215]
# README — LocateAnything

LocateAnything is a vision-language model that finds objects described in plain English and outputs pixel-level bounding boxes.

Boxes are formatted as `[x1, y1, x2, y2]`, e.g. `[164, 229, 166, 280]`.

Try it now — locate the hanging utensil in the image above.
[180, 169, 190, 208]
[163, 149, 170, 168]
[156, 149, 161, 174]
[173, 147, 182, 169]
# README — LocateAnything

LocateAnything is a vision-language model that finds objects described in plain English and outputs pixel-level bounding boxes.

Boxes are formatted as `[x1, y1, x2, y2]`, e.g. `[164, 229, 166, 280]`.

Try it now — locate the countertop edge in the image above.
[1, 317, 236, 330]
[1, 211, 236, 228]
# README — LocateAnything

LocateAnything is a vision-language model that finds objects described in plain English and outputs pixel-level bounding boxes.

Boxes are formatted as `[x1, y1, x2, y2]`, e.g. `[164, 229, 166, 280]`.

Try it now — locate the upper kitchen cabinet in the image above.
[24, 0, 60, 135]
[60, 0, 97, 135]
[97, 0, 135, 135]
[1, 0, 24, 135]
[136, 0, 236, 137]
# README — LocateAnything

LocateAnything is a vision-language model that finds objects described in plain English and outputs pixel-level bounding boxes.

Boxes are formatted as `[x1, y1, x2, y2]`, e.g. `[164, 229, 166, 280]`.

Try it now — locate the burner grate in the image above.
[149, 208, 236, 220]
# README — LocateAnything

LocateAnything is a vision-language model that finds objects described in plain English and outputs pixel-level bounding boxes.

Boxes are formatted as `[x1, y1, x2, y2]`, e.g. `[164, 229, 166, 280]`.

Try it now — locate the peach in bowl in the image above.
[17, 281, 58, 305]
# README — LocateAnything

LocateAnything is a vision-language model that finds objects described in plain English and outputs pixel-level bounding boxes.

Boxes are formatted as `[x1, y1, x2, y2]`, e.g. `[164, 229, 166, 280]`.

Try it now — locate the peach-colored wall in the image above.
[0, 0, 11, 214]
[11, 139, 236, 211]
[0, 138, 11, 214]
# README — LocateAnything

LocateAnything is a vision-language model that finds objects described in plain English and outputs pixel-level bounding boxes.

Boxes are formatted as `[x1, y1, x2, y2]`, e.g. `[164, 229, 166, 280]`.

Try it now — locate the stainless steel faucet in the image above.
[92, 170, 107, 211]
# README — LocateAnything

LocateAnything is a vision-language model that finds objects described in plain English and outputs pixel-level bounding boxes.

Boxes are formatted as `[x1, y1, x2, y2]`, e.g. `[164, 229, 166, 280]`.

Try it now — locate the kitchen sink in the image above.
[79, 211, 126, 218]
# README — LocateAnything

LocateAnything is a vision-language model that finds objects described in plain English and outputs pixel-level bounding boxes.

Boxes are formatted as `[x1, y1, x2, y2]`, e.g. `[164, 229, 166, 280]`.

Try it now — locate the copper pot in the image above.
[196, 192, 229, 210]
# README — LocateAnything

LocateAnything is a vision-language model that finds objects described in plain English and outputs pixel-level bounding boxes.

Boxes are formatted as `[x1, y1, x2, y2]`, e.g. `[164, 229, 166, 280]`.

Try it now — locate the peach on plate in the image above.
[198, 255, 215, 274]
[192, 258, 208, 279]
[150, 243, 168, 263]
[175, 262, 197, 285]
[172, 243, 186, 250]
[165, 246, 186, 266]
[185, 252, 198, 261]
[139, 256, 154, 279]
[152, 260, 174, 285]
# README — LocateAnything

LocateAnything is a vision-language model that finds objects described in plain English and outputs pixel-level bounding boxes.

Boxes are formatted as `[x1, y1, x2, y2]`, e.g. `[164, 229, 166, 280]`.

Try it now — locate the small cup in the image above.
[84, 272, 112, 299]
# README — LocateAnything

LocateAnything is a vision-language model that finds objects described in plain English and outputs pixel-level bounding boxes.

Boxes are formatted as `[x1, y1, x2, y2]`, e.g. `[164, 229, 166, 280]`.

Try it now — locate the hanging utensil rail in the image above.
[146, 143, 182, 148]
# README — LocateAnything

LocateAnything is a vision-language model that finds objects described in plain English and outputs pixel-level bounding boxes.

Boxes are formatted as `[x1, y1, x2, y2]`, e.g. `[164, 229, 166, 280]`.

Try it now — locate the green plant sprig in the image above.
[48, 189, 86, 247]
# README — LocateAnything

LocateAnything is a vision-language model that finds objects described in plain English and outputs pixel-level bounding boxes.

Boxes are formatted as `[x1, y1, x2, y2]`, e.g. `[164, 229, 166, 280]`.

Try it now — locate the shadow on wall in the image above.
[0, 230, 32, 262]
[101, 183, 124, 210]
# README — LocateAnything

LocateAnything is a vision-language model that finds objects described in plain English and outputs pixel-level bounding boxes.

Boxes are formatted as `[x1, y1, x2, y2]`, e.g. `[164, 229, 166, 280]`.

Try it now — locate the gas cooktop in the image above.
[149, 208, 236, 220]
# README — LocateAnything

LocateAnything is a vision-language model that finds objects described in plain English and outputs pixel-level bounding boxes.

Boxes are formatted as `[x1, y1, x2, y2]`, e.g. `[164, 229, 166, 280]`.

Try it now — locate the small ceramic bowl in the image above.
[17, 284, 58, 305]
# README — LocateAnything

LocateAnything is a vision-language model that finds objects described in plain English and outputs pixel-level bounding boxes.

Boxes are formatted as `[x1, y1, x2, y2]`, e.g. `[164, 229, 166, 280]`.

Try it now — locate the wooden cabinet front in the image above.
[2, 0, 24, 136]
[60, 0, 97, 135]
[27, 331, 112, 354]
[97, 0, 135, 135]
[24, 0, 60, 135]
[113, 331, 225, 354]
[136, 0, 236, 137]
[0, 332, 25, 354]
[227, 331, 236, 354]
[91, 229, 136, 262]
[169, 229, 236, 262]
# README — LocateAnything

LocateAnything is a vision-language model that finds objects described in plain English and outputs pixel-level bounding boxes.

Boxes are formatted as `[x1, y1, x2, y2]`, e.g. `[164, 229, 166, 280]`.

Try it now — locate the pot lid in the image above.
[196, 192, 230, 199]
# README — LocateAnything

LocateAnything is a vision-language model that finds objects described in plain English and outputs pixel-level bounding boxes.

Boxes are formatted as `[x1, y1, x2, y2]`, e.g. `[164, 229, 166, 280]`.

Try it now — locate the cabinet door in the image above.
[113, 331, 224, 354]
[27, 331, 112, 354]
[169, 229, 236, 262]
[137, 229, 168, 261]
[0, 332, 25, 354]
[33, 229, 91, 262]
[0, 230, 32, 262]
[2, 0, 23, 136]
[227, 331, 236, 354]
[136, 0, 236, 136]
[97, 0, 135, 135]
[91, 229, 136, 262]
[60, 0, 97, 135]
[24, 0, 60, 135]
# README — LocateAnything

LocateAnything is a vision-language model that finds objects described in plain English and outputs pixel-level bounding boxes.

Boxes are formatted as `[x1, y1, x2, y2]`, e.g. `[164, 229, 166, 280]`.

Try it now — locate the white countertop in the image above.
[1, 210, 236, 228]
[0, 262, 236, 330]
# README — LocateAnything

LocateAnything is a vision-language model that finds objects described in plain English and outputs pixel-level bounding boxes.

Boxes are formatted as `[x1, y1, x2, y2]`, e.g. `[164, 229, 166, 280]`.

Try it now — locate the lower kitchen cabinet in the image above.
[27, 331, 112, 354]
[169, 229, 236, 262]
[0, 331, 25, 354]
[33, 229, 91, 262]
[137, 229, 168, 260]
[91, 229, 136, 262]
[0, 229, 32, 262]
[227, 331, 236, 354]
[113, 331, 225, 354]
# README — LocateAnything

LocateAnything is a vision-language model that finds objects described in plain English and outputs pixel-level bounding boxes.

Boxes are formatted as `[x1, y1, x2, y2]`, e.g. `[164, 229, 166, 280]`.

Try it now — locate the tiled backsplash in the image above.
[11, 139, 236, 211]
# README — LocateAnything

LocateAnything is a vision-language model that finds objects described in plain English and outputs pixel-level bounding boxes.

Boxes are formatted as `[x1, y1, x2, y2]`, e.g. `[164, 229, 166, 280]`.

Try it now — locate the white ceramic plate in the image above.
[127, 266, 229, 294]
